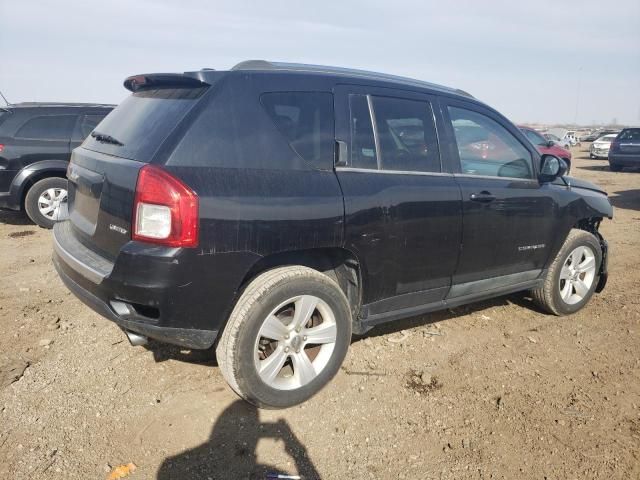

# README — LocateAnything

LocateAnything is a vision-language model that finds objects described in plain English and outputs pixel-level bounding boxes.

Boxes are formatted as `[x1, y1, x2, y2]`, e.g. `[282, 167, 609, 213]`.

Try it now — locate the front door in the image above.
[441, 100, 558, 295]
[334, 85, 462, 317]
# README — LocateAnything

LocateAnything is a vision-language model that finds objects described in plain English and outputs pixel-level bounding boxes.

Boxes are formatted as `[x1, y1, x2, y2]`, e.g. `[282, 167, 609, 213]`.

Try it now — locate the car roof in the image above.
[7, 102, 115, 109]
[222, 60, 476, 99]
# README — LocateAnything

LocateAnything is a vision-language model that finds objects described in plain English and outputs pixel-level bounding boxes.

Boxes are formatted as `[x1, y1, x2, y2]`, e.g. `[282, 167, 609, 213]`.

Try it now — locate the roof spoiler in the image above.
[123, 73, 209, 92]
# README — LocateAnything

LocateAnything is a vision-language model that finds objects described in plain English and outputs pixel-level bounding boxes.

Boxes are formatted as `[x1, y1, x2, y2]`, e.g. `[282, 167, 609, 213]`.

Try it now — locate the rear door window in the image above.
[78, 114, 108, 139]
[371, 96, 440, 172]
[82, 87, 206, 162]
[261, 92, 334, 168]
[15, 115, 77, 140]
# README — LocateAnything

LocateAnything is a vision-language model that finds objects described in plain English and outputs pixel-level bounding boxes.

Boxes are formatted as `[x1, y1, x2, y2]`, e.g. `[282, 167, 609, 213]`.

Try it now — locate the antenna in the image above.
[0, 90, 10, 107]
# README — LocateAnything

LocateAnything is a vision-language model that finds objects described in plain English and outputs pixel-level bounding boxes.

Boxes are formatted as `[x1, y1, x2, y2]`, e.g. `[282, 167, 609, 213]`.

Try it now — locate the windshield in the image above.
[82, 87, 206, 162]
[523, 128, 547, 145]
[597, 135, 617, 142]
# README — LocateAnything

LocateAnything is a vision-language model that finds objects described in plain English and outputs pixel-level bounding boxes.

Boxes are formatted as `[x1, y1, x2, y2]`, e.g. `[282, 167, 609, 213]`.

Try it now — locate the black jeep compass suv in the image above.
[53, 61, 612, 408]
[0, 102, 114, 227]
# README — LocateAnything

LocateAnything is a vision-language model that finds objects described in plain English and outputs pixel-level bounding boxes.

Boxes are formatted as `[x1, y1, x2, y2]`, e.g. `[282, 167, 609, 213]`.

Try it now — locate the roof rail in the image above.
[229, 60, 474, 98]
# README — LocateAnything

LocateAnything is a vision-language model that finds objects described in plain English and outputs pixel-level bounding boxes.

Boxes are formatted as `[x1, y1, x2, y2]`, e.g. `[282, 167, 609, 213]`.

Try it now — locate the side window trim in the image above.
[336, 86, 443, 174]
[365, 95, 382, 170]
[442, 99, 537, 180]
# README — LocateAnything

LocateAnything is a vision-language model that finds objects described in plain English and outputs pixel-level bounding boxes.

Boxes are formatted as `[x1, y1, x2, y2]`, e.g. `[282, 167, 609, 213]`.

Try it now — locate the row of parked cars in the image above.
[0, 103, 113, 227]
[0, 61, 620, 407]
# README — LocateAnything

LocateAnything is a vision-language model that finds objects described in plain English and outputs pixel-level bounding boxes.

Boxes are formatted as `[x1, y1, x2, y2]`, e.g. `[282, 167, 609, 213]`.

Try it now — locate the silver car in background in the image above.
[590, 134, 618, 159]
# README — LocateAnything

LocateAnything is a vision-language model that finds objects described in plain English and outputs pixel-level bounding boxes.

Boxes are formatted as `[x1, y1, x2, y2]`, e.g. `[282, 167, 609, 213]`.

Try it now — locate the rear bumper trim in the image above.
[53, 222, 112, 284]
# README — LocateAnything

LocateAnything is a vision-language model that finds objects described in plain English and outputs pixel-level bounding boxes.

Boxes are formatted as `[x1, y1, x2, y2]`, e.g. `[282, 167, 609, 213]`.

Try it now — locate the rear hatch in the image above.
[66, 74, 211, 259]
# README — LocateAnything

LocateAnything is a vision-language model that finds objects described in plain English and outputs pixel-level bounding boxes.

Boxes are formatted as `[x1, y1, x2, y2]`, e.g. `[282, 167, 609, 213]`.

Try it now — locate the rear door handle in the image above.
[469, 191, 496, 203]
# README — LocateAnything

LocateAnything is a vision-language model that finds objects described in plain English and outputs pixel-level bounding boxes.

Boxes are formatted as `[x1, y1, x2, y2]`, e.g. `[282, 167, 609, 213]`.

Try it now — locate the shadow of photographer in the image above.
[157, 399, 320, 480]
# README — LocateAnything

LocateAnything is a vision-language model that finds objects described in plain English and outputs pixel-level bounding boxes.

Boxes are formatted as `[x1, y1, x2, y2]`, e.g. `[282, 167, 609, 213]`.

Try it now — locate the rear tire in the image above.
[531, 229, 602, 316]
[24, 177, 68, 229]
[216, 266, 352, 409]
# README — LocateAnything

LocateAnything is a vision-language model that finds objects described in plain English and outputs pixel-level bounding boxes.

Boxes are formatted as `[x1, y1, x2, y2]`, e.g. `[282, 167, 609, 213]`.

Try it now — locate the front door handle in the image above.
[469, 191, 496, 203]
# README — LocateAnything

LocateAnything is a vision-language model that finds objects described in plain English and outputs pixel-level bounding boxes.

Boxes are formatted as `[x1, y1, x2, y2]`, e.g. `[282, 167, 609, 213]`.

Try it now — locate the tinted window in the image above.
[15, 115, 77, 140]
[260, 92, 334, 166]
[448, 106, 532, 179]
[83, 87, 206, 162]
[79, 114, 107, 138]
[523, 128, 547, 146]
[619, 128, 640, 141]
[166, 78, 311, 170]
[348, 94, 378, 169]
[372, 96, 440, 172]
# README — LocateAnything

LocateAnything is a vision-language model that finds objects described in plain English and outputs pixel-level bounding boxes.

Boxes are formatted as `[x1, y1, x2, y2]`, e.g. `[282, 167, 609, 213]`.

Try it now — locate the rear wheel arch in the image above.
[234, 248, 364, 332]
[20, 169, 67, 210]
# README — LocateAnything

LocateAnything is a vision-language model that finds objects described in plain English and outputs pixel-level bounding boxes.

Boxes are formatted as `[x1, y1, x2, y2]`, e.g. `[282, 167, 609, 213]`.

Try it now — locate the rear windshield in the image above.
[82, 87, 205, 162]
[619, 129, 640, 141]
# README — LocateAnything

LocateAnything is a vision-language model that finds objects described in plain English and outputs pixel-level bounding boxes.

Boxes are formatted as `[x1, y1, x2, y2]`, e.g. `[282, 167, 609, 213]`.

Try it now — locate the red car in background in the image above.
[519, 126, 572, 173]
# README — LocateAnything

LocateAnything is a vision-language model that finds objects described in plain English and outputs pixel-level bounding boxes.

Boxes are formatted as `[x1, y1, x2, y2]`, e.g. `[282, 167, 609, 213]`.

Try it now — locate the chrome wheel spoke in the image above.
[40, 205, 54, 215]
[258, 347, 288, 384]
[292, 350, 316, 385]
[292, 295, 318, 330]
[260, 314, 289, 341]
[560, 281, 573, 301]
[576, 255, 595, 273]
[573, 279, 589, 298]
[560, 265, 572, 280]
[303, 322, 337, 345]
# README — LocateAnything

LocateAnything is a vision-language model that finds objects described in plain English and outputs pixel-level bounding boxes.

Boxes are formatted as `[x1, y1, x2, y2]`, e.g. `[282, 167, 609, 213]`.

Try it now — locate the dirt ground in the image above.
[1, 146, 639, 480]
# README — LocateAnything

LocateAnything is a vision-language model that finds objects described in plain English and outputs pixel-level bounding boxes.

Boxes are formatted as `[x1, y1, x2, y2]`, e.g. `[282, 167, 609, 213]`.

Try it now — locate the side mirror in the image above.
[546, 140, 555, 148]
[538, 154, 567, 183]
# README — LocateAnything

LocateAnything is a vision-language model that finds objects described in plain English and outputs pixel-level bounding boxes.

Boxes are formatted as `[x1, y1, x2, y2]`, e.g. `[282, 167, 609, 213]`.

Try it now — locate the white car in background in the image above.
[544, 132, 572, 149]
[590, 134, 618, 159]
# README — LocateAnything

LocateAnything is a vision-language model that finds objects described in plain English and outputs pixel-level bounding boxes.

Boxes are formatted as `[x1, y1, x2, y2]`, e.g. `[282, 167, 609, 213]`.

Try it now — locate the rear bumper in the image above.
[609, 153, 640, 166]
[52, 221, 219, 349]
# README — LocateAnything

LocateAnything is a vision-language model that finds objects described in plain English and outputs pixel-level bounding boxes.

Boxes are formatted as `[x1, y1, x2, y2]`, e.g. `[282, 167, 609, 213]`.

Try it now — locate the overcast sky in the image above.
[1, 0, 639, 125]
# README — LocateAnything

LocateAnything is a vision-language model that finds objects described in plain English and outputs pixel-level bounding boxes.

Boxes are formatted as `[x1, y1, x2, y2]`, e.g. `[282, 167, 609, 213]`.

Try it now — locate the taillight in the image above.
[609, 141, 619, 151]
[0, 144, 4, 153]
[132, 165, 199, 248]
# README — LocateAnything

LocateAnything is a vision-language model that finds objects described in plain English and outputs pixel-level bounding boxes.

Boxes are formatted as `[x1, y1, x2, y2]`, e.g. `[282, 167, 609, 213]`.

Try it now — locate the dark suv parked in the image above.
[0, 102, 114, 227]
[52, 61, 612, 408]
[608, 128, 640, 171]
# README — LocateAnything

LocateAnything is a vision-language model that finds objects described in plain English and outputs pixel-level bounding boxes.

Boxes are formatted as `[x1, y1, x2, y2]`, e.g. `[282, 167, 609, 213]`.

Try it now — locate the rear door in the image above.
[334, 85, 462, 316]
[11, 113, 77, 165]
[67, 84, 209, 259]
[440, 99, 558, 294]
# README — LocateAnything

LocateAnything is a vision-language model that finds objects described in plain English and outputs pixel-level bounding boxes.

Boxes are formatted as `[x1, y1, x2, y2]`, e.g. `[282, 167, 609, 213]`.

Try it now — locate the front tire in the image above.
[216, 266, 352, 409]
[531, 229, 602, 316]
[24, 177, 68, 228]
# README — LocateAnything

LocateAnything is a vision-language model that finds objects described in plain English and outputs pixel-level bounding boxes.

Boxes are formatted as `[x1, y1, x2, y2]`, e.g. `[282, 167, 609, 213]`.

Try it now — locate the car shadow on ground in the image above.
[143, 341, 218, 366]
[156, 399, 321, 480]
[576, 164, 611, 172]
[609, 189, 640, 212]
[0, 209, 33, 226]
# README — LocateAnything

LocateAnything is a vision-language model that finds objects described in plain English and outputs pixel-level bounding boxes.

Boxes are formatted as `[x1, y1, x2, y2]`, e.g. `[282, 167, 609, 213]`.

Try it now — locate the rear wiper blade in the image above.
[91, 131, 124, 146]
